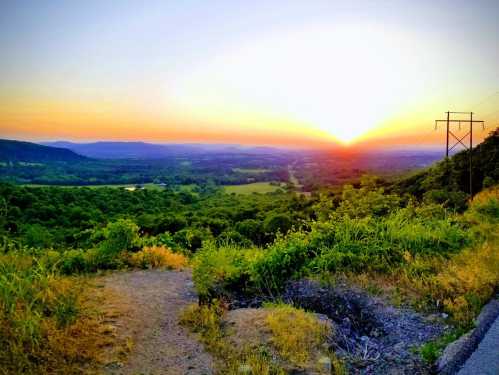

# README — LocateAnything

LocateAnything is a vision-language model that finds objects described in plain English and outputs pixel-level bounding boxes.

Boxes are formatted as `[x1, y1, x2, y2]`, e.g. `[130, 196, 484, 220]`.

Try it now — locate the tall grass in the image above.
[0, 252, 102, 374]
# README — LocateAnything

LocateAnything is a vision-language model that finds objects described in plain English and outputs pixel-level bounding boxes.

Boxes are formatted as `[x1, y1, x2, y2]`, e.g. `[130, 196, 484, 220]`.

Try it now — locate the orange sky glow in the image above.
[1, 1, 498, 149]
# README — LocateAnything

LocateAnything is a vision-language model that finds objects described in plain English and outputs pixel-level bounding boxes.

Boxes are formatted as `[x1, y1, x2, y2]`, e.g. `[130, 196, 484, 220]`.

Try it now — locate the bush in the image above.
[128, 246, 187, 270]
[250, 232, 312, 293]
[192, 242, 261, 301]
[95, 219, 140, 268]
[60, 249, 88, 274]
[263, 214, 293, 236]
[100, 219, 140, 255]
[173, 227, 209, 252]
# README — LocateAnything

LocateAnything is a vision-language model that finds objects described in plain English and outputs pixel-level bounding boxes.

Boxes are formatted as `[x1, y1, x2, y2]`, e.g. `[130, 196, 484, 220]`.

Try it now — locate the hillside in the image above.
[0, 139, 88, 163]
[394, 128, 499, 199]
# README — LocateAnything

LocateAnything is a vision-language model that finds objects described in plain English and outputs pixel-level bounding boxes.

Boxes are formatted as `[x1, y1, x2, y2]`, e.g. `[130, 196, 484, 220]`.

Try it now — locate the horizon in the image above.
[5, 137, 448, 153]
[1, 1, 498, 148]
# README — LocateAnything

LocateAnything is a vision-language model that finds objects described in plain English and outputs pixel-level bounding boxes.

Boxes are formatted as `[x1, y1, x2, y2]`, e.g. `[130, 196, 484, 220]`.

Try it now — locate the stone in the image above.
[318, 356, 332, 373]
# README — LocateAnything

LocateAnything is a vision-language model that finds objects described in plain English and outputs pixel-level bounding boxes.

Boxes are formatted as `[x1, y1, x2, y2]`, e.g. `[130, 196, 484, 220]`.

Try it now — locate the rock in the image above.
[318, 356, 332, 373]
[281, 279, 445, 374]
[437, 331, 473, 373]
[437, 298, 499, 375]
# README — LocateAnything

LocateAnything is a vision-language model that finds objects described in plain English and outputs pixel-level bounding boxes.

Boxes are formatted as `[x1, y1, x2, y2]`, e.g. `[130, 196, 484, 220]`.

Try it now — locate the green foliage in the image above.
[250, 232, 312, 293]
[59, 249, 88, 274]
[192, 242, 262, 301]
[95, 219, 139, 268]
[100, 218, 140, 254]
[22, 224, 53, 248]
[336, 183, 401, 218]
[263, 213, 293, 236]
[418, 329, 465, 364]
[395, 128, 499, 199]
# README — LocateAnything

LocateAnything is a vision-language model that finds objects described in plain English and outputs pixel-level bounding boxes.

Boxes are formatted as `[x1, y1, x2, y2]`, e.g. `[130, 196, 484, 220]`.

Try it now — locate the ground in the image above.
[95, 269, 212, 375]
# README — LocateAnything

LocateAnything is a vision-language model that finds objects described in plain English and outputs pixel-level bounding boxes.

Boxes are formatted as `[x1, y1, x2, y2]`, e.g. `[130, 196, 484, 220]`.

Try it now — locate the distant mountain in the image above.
[0, 139, 88, 163]
[41, 141, 288, 159]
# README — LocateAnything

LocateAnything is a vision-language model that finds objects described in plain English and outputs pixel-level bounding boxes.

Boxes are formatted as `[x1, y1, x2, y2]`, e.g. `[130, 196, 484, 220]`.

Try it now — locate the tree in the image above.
[264, 213, 292, 236]
[100, 219, 140, 255]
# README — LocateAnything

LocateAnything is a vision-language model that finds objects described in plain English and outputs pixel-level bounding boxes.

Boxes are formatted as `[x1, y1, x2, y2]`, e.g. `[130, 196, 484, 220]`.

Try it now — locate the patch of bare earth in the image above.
[94, 269, 212, 375]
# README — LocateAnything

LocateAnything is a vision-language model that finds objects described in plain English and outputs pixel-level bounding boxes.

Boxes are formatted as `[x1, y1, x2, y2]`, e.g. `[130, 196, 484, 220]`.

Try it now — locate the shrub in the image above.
[250, 232, 313, 294]
[192, 242, 262, 301]
[60, 249, 88, 274]
[128, 246, 187, 270]
[100, 219, 140, 256]
[173, 227, 209, 252]
[263, 213, 293, 236]
[336, 183, 401, 218]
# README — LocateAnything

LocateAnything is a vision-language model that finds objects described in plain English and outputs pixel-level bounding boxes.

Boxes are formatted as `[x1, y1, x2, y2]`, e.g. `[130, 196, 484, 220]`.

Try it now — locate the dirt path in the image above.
[97, 269, 212, 375]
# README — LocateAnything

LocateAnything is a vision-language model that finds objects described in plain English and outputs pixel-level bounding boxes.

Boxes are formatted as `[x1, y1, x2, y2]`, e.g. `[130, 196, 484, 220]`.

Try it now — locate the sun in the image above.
[168, 24, 421, 144]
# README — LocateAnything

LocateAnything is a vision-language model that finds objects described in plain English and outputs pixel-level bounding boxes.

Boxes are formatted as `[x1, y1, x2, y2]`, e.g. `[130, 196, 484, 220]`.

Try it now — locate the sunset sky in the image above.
[1, 0, 498, 149]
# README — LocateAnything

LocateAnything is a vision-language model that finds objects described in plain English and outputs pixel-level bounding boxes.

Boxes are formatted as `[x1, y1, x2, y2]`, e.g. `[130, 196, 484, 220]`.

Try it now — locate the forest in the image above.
[0, 129, 498, 374]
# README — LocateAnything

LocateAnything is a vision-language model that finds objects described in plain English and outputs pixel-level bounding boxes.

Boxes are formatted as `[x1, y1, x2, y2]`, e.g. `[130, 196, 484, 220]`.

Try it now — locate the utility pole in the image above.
[435, 111, 484, 195]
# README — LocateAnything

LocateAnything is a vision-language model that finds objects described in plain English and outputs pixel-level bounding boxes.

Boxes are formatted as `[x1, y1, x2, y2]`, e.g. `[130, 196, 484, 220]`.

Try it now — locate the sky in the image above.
[0, 0, 498, 149]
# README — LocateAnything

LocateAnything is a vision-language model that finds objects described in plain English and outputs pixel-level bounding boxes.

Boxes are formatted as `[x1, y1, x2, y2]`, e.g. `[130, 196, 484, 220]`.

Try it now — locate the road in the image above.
[457, 315, 499, 375]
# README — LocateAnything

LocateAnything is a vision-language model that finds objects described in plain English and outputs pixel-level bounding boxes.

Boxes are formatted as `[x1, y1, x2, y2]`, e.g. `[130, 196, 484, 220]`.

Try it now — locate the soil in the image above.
[95, 269, 212, 375]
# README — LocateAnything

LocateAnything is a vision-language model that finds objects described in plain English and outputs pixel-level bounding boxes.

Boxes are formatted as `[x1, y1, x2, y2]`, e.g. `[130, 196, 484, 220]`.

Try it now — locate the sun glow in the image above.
[168, 24, 430, 144]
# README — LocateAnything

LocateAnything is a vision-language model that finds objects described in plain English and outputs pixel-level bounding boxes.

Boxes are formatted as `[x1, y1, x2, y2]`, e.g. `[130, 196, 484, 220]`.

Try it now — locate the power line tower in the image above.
[435, 111, 484, 195]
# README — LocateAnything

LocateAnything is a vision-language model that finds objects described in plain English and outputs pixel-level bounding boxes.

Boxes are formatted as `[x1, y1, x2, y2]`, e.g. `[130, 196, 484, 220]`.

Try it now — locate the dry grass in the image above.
[0, 270, 127, 375]
[265, 303, 330, 366]
[432, 241, 499, 325]
[128, 246, 188, 270]
[180, 302, 344, 375]
[179, 303, 286, 375]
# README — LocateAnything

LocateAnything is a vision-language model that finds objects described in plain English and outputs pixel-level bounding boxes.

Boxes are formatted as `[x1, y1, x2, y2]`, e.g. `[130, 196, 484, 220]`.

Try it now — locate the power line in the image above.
[435, 111, 485, 195]
[471, 90, 499, 110]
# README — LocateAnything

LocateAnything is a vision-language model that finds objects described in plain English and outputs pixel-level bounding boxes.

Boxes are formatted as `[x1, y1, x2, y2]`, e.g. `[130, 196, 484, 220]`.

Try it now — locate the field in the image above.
[232, 168, 270, 173]
[224, 182, 281, 194]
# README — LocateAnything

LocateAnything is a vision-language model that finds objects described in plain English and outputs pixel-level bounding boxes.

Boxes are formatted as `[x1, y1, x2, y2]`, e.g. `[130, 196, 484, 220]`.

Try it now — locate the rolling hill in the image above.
[0, 139, 89, 163]
[42, 141, 288, 159]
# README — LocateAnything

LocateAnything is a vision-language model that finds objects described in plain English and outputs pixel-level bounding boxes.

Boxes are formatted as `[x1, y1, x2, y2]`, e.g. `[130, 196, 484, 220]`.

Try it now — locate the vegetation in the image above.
[225, 182, 282, 194]
[180, 302, 344, 374]
[264, 303, 329, 366]
[0, 130, 497, 372]
[191, 184, 498, 328]
[128, 245, 188, 269]
[0, 250, 109, 374]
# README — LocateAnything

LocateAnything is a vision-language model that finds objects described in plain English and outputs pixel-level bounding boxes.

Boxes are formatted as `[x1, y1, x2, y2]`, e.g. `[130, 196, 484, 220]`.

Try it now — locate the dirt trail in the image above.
[97, 269, 212, 375]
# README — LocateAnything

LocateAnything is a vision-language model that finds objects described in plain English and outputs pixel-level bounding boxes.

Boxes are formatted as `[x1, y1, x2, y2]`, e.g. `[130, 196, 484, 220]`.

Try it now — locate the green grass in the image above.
[233, 168, 270, 174]
[224, 182, 280, 194]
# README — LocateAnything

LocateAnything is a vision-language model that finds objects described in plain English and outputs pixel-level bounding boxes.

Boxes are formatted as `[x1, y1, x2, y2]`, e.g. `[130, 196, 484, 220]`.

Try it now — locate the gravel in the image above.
[281, 279, 447, 374]
[100, 269, 213, 375]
